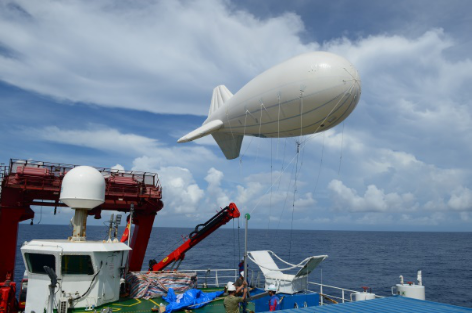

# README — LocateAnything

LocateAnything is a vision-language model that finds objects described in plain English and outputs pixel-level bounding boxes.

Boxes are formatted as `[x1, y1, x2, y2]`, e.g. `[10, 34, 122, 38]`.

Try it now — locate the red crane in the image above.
[149, 203, 240, 271]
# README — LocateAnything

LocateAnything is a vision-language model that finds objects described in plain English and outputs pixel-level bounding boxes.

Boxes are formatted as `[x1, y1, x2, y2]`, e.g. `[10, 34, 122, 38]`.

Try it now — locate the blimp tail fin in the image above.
[212, 133, 243, 160]
[177, 120, 224, 143]
[209, 85, 233, 115]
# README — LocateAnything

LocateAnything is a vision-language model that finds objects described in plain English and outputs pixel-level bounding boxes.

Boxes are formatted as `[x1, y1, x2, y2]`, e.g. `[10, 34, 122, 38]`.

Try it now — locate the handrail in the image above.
[134, 268, 385, 306]
[0, 163, 7, 200]
[308, 282, 384, 305]
[309, 282, 359, 293]
[8, 158, 161, 188]
[144, 268, 259, 288]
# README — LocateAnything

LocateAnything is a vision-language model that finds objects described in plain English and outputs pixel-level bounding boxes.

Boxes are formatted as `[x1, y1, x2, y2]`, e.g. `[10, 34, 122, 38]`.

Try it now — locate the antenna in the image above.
[128, 204, 134, 246]
[114, 214, 122, 242]
[107, 214, 114, 242]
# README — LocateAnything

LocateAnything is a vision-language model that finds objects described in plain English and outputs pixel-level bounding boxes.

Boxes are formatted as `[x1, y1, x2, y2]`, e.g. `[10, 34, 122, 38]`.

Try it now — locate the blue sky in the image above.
[0, 0, 471, 232]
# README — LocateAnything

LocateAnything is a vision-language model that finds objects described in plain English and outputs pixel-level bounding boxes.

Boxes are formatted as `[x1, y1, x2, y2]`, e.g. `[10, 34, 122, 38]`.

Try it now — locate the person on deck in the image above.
[224, 284, 247, 313]
[267, 284, 279, 311]
[238, 257, 245, 273]
[234, 271, 248, 312]
[235, 271, 247, 296]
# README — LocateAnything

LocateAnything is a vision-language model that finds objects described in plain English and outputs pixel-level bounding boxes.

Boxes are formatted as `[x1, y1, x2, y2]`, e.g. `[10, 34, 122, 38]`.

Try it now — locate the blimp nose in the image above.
[342, 60, 361, 87]
[340, 60, 362, 104]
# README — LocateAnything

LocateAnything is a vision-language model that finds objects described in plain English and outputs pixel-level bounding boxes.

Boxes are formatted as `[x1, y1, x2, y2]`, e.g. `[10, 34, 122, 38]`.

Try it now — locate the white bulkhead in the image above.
[354, 291, 376, 301]
[393, 271, 425, 300]
[21, 239, 130, 312]
[395, 284, 426, 300]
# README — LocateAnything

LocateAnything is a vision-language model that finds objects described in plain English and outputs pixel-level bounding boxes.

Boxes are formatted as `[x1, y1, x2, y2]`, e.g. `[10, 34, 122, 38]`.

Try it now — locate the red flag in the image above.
[120, 216, 131, 243]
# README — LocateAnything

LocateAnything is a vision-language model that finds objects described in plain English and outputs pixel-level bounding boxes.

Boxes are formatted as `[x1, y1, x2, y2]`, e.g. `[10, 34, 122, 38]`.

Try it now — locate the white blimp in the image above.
[178, 51, 361, 159]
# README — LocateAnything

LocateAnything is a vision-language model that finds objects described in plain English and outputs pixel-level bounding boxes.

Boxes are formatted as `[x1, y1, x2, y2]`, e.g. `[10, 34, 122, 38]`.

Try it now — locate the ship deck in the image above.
[265, 296, 471, 313]
[67, 293, 472, 313]
[68, 288, 255, 313]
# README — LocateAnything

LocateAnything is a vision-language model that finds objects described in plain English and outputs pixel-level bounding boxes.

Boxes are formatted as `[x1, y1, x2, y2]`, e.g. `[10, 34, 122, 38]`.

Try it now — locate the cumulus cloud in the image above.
[204, 168, 230, 207]
[157, 167, 204, 214]
[447, 187, 472, 211]
[23, 125, 159, 156]
[399, 212, 447, 226]
[293, 192, 316, 210]
[322, 29, 471, 164]
[22, 124, 219, 169]
[111, 164, 125, 171]
[328, 179, 416, 212]
[0, 0, 316, 115]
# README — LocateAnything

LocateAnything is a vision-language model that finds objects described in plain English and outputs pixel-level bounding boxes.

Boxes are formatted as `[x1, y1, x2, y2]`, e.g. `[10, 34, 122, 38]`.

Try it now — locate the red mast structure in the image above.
[0, 159, 163, 281]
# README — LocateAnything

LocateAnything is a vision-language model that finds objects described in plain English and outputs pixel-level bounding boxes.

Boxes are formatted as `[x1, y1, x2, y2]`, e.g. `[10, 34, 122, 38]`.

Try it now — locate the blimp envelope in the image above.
[178, 51, 361, 159]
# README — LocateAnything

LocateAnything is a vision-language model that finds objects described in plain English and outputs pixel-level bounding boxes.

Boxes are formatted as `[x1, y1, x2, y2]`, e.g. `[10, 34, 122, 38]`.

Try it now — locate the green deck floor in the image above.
[68, 288, 255, 313]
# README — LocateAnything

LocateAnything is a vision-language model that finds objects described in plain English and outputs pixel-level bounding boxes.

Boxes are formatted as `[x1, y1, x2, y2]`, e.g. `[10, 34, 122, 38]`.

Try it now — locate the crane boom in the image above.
[149, 203, 240, 271]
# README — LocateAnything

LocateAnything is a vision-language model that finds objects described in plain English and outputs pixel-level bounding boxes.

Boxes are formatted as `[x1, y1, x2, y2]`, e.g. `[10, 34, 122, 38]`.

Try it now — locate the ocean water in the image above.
[14, 224, 472, 308]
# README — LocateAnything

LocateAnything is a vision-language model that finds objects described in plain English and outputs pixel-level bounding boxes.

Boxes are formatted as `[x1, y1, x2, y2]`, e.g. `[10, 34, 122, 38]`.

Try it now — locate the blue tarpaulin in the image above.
[163, 288, 224, 313]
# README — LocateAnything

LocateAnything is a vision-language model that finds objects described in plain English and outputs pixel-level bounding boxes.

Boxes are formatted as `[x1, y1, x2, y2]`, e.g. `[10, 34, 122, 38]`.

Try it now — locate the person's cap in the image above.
[228, 284, 236, 292]
[226, 282, 233, 289]
[240, 271, 244, 277]
[267, 284, 277, 292]
[241, 257, 244, 261]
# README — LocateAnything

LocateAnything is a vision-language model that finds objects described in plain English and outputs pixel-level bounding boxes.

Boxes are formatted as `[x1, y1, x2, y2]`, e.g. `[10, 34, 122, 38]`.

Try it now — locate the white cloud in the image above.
[459, 212, 471, 222]
[328, 179, 416, 213]
[152, 166, 204, 214]
[204, 168, 230, 208]
[22, 125, 219, 169]
[399, 212, 447, 226]
[354, 213, 394, 225]
[447, 187, 472, 211]
[323, 29, 471, 157]
[23, 125, 159, 156]
[236, 182, 264, 205]
[0, 0, 317, 115]
[111, 164, 125, 171]
[293, 192, 316, 211]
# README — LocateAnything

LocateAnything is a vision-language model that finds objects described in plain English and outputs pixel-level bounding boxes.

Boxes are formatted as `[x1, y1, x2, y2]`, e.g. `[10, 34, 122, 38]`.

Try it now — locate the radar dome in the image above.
[60, 166, 106, 209]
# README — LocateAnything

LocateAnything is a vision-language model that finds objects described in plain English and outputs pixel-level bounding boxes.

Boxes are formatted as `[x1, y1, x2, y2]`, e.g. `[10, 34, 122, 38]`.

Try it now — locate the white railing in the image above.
[308, 282, 384, 305]
[142, 268, 384, 307]
[179, 269, 238, 288]
[146, 268, 262, 289]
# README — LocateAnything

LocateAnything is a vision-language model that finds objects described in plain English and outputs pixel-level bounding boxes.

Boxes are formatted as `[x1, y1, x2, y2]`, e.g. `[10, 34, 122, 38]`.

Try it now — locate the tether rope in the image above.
[233, 218, 236, 270]
[276, 157, 297, 233]
[312, 132, 326, 194]
[249, 80, 358, 216]
[289, 141, 301, 261]
[268, 138, 273, 232]
[338, 121, 345, 176]
[240, 110, 256, 163]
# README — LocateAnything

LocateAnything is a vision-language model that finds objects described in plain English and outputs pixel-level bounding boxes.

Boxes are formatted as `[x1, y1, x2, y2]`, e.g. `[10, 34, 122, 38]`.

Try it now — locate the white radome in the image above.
[60, 166, 106, 209]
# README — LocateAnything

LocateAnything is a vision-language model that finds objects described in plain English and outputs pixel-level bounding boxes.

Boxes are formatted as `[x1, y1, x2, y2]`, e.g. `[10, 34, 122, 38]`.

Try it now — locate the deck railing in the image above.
[0, 163, 6, 200]
[145, 268, 259, 289]
[139, 268, 384, 307]
[175, 269, 384, 305]
[179, 269, 238, 288]
[7, 158, 161, 189]
[308, 282, 384, 305]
